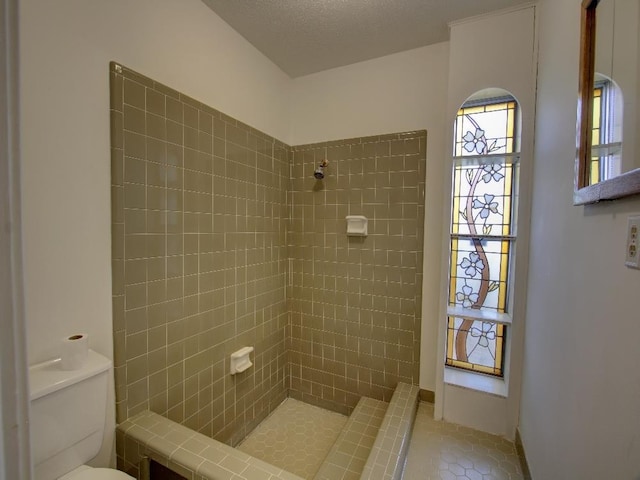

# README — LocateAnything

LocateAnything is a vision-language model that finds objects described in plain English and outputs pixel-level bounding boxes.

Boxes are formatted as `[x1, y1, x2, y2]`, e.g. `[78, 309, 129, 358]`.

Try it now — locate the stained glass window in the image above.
[449, 238, 509, 312]
[446, 318, 505, 375]
[591, 87, 602, 184]
[590, 81, 622, 185]
[446, 96, 518, 377]
[454, 100, 516, 157]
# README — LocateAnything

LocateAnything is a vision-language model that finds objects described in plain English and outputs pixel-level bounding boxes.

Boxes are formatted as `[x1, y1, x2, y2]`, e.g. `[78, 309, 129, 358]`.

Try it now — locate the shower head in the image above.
[314, 160, 329, 179]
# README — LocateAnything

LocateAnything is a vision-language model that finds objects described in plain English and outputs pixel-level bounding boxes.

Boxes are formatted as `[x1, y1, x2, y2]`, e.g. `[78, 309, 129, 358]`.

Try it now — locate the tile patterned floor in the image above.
[237, 398, 523, 480]
[237, 398, 347, 479]
[403, 402, 524, 480]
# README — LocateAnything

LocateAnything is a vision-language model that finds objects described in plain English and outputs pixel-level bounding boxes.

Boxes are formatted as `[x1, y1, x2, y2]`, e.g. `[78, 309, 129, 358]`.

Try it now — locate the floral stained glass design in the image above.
[446, 98, 517, 377]
[449, 238, 509, 312]
[447, 318, 505, 376]
[454, 100, 516, 157]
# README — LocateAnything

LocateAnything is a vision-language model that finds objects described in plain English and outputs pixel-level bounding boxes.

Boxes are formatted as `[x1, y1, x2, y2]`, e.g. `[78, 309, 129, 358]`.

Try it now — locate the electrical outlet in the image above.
[625, 216, 640, 269]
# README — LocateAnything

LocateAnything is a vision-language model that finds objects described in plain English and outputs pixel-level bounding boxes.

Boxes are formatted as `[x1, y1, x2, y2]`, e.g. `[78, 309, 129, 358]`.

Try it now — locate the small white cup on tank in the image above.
[60, 333, 89, 370]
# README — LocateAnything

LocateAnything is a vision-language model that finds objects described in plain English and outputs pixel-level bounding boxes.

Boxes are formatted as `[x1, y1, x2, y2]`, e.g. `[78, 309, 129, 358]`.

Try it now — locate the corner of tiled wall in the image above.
[110, 62, 426, 444]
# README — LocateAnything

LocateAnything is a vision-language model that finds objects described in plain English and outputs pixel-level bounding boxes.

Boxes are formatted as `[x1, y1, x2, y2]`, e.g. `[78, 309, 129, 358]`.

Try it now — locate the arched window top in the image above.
[453, 88, 521, 158]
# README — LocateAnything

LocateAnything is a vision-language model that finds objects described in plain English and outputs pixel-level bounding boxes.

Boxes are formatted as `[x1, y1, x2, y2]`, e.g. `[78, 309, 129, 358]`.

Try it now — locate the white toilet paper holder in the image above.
[230, 346, 254, 375]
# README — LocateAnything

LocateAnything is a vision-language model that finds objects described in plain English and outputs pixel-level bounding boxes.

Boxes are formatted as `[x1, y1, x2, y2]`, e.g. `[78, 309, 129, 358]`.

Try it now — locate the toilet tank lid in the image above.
[29, 350, 111, 401]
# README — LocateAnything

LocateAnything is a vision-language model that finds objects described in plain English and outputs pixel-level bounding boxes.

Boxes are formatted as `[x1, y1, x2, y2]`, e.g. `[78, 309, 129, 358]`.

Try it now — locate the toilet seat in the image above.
[59, 466, 134, 480]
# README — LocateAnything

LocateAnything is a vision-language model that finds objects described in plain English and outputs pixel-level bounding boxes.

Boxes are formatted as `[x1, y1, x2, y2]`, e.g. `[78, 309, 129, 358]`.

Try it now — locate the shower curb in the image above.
[359, 382, 420, 480]
[314, 396, 388, 480]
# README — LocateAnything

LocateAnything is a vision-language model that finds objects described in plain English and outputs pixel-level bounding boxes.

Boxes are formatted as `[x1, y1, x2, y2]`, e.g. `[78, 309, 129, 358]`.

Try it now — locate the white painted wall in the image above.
[435, 5, 538, 438]
[520, 0, 640, 477]
[289, 44, 450, 146]
[20, 0, 291, 363]
[290, 43, 450, 391]
[19, 0, 291, 469]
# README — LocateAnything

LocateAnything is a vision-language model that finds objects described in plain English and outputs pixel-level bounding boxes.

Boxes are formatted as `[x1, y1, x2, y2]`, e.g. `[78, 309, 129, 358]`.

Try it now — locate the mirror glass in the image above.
[590, 0, 639, 185]
[575, 0, 640, 204]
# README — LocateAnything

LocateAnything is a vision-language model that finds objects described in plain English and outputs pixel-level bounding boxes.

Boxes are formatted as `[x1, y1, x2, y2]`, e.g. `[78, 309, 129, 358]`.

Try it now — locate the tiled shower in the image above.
[288, 138, 425, 413]
[110, 63, 425, 446]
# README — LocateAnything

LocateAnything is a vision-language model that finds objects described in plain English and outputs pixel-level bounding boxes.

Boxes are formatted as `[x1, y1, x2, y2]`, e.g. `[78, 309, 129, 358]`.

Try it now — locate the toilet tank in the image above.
[29, 350, 112, 480]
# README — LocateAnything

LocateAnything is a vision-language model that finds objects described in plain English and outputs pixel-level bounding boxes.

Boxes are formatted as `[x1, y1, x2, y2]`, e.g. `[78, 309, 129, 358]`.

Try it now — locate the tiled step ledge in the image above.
[359, 382, 420, 480]
[314, 397, 388, 480]
[117, 410, 303, 480]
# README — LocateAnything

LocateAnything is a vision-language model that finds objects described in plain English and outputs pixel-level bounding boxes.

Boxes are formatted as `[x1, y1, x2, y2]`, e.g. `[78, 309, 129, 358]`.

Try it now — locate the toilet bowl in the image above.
[58, 466, 133, 480]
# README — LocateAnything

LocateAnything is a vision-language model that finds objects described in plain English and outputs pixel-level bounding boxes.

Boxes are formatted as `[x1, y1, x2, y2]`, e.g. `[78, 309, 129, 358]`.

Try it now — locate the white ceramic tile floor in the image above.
[403, 402, 524, 480]
[237, 398, 524, 480]
[237, 398, 347, 479]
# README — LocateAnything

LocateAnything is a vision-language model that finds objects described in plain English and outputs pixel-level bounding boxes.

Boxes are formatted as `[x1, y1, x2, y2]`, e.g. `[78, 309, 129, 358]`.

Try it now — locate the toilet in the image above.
[29, 349, 134, 480]
[57, 466, 132, 480]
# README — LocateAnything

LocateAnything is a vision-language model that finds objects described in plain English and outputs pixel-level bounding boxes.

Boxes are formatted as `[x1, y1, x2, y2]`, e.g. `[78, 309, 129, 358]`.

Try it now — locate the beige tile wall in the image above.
[288, 133, 426, 414]
[111, 63, 426, 444]
[110, 63, 289, 445]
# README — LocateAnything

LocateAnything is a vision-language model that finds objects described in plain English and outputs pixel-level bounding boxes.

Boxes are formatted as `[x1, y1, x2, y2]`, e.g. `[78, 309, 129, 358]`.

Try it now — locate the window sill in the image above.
[452, 152, 520, 165]
[444, 367, 508, 398]
[446, 306, 513, 325]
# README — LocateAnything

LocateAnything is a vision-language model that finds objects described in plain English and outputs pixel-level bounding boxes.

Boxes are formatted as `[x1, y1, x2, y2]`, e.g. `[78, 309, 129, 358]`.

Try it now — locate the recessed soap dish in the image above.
[346, 215, 368, 236]
[230, 346, 254, 375]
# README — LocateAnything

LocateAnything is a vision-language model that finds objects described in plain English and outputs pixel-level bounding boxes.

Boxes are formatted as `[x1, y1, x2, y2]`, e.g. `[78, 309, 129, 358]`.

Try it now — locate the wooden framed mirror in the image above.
[575, 0, 640, 205]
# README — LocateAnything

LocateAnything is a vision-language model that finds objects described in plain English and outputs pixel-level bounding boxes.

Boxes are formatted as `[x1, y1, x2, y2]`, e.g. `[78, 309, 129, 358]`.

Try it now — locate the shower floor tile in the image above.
[403, 402, 524, 480]
[237, 398, 347, 479]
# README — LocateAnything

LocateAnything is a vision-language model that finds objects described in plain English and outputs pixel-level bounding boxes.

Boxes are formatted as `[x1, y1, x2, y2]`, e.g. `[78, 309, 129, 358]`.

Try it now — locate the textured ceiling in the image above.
[201, 0, 532, 78]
